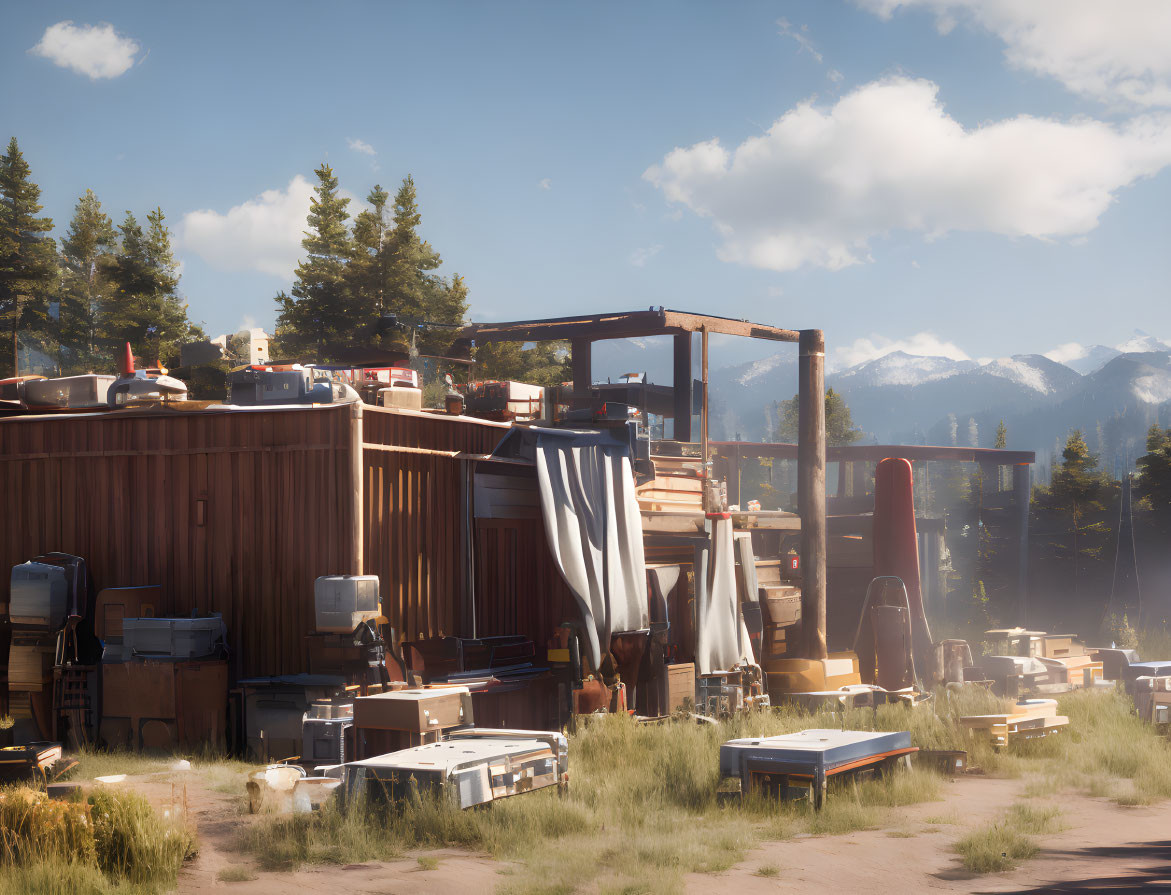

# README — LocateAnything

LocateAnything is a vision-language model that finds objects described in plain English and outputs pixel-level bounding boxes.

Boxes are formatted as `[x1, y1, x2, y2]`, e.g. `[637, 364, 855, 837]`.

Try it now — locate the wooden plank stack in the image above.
[960, 698, 1068, 747]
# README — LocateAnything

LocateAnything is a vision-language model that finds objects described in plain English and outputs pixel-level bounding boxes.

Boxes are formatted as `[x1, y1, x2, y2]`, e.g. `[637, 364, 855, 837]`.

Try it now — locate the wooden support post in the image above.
[672, 333, 693, 442]
[798, 329, 827, 660]
[571, 338, 592, 410]
[835, 461, 847, 499]
[1014, 463, 1031, 626]
[701, 326, 710, 506]
[348, 401, 364, 576]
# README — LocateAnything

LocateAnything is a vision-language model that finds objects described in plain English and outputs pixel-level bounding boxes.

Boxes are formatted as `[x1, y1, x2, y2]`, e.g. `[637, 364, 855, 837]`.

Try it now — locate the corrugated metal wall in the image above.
[0, 406, 356, 678]
[1, 403, 576, 679]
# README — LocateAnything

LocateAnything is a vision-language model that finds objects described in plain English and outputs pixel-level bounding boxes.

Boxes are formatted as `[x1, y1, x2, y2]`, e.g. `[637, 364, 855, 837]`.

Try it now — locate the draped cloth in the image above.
[532, 430, 649, 668]
[694, 516, 753, 674]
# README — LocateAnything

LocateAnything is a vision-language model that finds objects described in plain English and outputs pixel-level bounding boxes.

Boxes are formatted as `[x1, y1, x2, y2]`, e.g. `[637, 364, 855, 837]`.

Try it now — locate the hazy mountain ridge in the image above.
[707, 334, 1171, 472]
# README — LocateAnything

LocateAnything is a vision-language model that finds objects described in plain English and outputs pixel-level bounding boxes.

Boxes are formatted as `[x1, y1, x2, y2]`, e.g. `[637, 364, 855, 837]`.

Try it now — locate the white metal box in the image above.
[314, 575, 380, 633]
[9, 562, 68, 630]
[378, 385, 423, 411]
[122, 615, 224, 659]
[23, 374, 116, 409]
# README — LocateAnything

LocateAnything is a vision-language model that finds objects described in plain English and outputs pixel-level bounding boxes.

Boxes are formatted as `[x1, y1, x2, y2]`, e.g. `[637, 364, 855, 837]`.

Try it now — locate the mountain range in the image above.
[705, 331, 1171, 478]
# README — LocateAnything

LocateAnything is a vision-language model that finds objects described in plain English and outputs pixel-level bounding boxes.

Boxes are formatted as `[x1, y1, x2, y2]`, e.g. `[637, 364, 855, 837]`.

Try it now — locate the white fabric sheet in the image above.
[695, 516, 753, 674]
[534, 433, 649, 668]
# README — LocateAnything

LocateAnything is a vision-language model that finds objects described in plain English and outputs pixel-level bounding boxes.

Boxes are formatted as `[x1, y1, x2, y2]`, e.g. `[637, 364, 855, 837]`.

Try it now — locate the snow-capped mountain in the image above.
[1057, 344, 1121, 376]
[833, 351, 975, 387]
[707, 336, 1170, 447]
[979, 354, 1081, 395]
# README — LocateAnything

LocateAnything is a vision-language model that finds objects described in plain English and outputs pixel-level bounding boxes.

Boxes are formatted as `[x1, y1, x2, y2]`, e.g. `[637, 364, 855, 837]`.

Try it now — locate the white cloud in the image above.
[859, 0, 1171, 107]
[777, 18, 822, 63]
[644, 77, 1171, 272]
[538, 178, 552, 190]
[1044, 341, 1089, 364]
[629, 245, 663, 267]
[30, 21, 139, 80]
[177, 176, 316, 279]
[347, 138, 376, 156]
[834, 331, 970, 369]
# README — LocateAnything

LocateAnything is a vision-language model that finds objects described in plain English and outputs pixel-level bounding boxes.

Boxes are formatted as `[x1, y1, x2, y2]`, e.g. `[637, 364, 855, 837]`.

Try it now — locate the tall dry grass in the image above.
[0, 786, 194, 895]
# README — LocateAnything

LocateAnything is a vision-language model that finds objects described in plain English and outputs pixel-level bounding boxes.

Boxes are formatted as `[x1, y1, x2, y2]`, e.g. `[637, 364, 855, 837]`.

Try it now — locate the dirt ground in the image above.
[109, 770, 1171, 894]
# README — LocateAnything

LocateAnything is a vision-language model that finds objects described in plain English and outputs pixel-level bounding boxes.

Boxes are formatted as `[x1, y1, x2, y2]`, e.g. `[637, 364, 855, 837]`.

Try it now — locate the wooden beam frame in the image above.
[461, 308, 801, 344]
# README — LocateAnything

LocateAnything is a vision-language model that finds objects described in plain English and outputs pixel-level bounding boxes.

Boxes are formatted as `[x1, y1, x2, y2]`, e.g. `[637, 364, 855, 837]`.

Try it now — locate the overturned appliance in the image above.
[107, 343, 188, 407]
[341, 728, 568, 809]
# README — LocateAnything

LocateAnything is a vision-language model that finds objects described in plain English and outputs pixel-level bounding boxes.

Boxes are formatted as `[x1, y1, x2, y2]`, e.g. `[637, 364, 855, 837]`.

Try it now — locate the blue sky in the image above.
[3, 1, 1170, 371]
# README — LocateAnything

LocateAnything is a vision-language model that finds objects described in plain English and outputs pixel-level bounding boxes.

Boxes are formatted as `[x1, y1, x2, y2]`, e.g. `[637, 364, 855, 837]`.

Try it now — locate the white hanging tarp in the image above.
[533, 431, 649, 668]
[695, 515, 753, 674]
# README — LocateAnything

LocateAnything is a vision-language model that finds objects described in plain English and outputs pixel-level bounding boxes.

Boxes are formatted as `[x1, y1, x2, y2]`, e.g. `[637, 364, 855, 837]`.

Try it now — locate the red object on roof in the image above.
[120, 342, 135, 377]
[873, 457, 924, 620]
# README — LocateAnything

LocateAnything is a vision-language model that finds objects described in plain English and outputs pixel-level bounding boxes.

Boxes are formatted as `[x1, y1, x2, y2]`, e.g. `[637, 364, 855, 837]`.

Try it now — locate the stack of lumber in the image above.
[960, 698, 1068, 747]
[638, 455, 704, 533]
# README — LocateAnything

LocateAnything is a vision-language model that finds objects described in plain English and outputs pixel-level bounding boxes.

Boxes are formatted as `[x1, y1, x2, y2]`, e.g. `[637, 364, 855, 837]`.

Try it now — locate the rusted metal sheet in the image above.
[473, 518, 577, 646]
[0, 406, 354, 679]
[1, 404, 569, 682]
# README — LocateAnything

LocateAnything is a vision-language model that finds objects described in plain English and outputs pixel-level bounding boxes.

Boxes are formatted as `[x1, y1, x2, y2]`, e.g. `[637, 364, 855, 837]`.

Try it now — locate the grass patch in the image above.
[216, 865, 258, 882]
[244, 707, 948, 893]
[417, 855, 440, 871]
[0, 786, 194, 894]
[954, 802, 1063, 874]
[756, 863, 779, 877]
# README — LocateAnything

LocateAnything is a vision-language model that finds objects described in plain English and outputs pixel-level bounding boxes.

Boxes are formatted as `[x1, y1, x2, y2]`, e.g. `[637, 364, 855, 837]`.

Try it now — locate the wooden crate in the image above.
[666, 663, 695, 712]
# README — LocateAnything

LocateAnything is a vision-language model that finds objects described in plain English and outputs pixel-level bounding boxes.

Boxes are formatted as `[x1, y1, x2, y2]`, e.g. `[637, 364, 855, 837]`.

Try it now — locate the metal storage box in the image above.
[9, 562, 68, 631]
[353, 687, 471, 732]
[343, 728, 567, 809]
[378, 385, 423, 411]
[314, 575, 380, 633]
[22, 374, 115, 409]
[302, 715, 352, 765]
[122, 615, 224, 659]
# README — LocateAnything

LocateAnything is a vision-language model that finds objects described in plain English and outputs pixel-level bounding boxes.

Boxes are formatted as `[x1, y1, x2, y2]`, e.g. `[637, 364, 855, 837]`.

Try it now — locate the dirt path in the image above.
[134, 770, 1171, 894]
[689, 776, 1171, 894]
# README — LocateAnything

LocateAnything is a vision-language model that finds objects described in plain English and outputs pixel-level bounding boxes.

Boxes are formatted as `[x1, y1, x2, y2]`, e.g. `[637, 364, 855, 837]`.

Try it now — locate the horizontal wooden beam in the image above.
[461, 308, 801, 344]
[712, 441, 1036, 465]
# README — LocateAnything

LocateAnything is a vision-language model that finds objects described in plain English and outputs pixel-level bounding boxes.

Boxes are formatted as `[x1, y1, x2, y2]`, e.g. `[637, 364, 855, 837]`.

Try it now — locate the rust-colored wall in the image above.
[0, 405, 356, 678]
[2, 403, 575, 681]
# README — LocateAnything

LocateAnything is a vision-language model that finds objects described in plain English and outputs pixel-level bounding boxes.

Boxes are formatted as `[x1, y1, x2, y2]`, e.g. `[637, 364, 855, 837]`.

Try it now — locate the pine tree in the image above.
[59, 188, 117, 369]
[474, 340, 571, 387]
[773, 387, 862, 446]
[273, 163, 353, 361]
[0, 137, 58, 376]
[1039, 430, 1116, 599]
[1135, 423, 1171, 532]
[104, 208, 201, 364]
[349, 183, 391, 318]
[383, 176, 467, 355]
[995, 420, 1008, 489]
